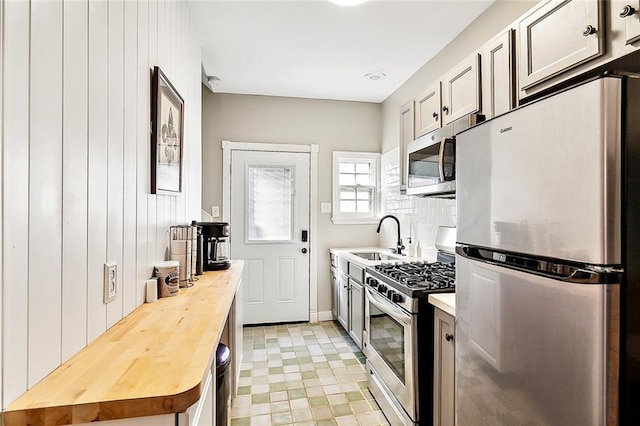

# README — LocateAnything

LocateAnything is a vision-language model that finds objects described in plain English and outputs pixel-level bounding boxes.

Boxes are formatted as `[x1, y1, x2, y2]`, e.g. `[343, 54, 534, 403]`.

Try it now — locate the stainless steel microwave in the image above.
[405, 114, 484, 198]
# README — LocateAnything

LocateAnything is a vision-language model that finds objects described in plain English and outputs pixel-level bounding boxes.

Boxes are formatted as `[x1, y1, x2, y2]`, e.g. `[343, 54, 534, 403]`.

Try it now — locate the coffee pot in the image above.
[195, 222, 231, 271]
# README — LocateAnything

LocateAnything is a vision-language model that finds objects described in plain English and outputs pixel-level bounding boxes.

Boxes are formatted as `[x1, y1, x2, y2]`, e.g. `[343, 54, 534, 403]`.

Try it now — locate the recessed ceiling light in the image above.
[328, 0, 369, 6]
[365, 72, 386, 81]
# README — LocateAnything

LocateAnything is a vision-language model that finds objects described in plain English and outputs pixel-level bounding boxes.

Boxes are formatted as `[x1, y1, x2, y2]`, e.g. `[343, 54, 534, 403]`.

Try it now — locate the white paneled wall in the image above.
[1, 0, 202, 407]
[380, 148, 457, 253]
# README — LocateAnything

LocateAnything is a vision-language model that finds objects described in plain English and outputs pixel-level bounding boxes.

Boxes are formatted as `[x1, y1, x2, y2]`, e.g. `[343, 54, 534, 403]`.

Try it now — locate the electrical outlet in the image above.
[211, 205, 220, 218]
[321, 202, 332, 213]
[104, 262, 117, 304]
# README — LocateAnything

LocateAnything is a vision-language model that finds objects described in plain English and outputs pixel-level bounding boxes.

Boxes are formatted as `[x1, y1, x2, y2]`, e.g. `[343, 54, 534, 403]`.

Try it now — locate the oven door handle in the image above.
[366, 287, 412, 326]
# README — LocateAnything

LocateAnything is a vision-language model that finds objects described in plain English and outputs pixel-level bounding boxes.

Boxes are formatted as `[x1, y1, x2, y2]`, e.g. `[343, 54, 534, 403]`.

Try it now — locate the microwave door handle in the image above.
[438, 138, 446, 182]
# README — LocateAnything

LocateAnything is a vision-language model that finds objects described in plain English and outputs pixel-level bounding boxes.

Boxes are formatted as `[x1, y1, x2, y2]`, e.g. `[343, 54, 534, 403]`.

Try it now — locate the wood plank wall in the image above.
[1, 0, 202, 406]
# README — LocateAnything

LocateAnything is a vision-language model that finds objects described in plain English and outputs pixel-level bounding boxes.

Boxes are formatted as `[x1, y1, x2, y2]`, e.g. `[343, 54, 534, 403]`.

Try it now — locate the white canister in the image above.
[145, 278, 158, 303]
[154, 260, 180, 298]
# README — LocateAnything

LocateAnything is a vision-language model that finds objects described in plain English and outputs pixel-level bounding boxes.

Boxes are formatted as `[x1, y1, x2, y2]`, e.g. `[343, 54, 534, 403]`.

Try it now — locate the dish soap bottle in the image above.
[415, 240, 422, 258]
[407, 237, 415, 257]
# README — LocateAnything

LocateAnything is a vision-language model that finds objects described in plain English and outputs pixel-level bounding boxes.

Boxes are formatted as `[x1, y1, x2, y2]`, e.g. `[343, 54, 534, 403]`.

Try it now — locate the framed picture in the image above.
[151, 66, 184, 195]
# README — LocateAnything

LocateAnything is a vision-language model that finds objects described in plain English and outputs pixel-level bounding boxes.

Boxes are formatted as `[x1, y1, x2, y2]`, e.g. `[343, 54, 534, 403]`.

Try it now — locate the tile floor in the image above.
[230, 321, 390, 426]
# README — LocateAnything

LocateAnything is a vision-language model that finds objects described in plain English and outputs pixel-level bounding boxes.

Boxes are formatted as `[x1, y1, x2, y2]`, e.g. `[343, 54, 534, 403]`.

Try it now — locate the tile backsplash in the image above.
[378, 148, 456, 253]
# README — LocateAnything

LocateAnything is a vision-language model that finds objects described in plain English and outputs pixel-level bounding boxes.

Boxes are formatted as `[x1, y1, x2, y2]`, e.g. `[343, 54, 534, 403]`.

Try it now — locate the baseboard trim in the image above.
[317, 310, 334, 322]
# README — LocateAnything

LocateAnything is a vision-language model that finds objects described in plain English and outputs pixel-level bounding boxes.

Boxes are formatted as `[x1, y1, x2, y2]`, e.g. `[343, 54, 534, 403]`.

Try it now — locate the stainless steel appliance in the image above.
[455, 74, 640, 425]
[196, 222, 232, 271]
[406, 114, 483, 198]
[364, 227, 456, 425]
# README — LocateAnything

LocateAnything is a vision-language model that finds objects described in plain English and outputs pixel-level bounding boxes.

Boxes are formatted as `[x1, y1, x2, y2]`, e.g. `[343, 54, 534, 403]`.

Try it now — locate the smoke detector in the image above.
[365, 72, 386, 81]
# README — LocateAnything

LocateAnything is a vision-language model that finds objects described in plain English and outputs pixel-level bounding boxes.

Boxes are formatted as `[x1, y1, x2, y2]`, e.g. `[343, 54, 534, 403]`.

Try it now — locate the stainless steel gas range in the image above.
[363, 227, 456, 425]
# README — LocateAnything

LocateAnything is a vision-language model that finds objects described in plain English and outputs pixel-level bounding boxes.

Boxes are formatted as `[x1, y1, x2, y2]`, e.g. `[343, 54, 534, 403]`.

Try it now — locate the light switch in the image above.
[321, 202, 331, 213]
[211, 205, 220, 218]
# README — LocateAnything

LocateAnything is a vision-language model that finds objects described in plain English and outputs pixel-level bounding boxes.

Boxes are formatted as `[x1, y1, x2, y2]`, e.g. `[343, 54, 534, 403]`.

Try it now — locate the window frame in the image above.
[332, 151, 381, 225]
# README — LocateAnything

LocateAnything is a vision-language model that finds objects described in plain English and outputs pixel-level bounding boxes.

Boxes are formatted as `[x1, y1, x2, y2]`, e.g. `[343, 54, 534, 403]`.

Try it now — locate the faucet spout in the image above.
[376, 215, 404, 255]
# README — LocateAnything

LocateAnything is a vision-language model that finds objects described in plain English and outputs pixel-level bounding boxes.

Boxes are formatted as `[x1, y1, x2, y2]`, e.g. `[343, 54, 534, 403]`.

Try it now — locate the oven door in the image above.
[406, 135, 455, 197]
[365, 286, 418, 420]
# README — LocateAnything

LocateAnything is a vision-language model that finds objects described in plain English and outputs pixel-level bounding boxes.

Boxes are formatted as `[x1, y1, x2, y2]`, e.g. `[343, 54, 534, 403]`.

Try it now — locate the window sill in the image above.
[331, 217, 380, 225]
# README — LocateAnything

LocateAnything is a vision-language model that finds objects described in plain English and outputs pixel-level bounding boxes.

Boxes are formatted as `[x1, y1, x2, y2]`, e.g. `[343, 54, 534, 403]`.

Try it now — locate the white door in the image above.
[231, 150, 310, 324]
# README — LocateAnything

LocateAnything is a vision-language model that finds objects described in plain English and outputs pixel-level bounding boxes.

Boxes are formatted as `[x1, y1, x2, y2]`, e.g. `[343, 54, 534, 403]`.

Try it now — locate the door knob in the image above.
[620, 5, 636, 18]
[445, 333, 454, 342]
[301, 248, 308, 254]
[582, 25, 597, 36]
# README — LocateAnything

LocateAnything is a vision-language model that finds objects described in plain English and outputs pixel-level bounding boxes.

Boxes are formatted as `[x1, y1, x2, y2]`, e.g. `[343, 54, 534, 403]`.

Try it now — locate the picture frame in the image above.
[151, 66, 184, 195]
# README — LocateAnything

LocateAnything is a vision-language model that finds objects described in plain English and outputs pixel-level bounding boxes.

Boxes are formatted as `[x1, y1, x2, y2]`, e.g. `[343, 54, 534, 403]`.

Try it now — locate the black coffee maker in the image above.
[195, 222, 231, 271]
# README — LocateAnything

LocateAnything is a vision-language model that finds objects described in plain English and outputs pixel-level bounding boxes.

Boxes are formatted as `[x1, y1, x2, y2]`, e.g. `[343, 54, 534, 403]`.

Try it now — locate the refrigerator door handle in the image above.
[456, 245, 623, 284]
[564, 265, 624, 284]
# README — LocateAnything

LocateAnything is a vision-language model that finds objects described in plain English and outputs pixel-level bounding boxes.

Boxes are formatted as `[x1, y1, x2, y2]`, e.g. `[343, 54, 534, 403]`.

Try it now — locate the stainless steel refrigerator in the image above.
[455, 74, 640, 425]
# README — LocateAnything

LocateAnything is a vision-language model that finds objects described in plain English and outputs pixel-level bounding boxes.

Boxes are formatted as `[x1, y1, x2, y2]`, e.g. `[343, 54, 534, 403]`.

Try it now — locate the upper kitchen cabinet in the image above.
[399, 100, 414, 193]
[619, 1, 640, 44]
[518, 0, 604, 93]
[480, 29, 515, 119]
[414, 82, 441, 138]
[440, 53, 481, 125]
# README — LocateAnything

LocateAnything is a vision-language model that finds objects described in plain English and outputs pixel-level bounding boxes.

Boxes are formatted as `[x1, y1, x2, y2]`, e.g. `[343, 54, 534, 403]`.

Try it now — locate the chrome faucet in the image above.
[376, 215, 404, 255]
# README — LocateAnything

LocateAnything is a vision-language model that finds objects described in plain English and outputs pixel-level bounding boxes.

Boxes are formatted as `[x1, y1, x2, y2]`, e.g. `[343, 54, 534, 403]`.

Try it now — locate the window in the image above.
[246, 165, 293, 241]
[332, 151, 380, 224]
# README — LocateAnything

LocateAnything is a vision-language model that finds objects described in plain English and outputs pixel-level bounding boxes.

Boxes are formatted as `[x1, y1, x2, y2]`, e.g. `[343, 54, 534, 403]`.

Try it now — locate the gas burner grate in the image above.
[374, 261, 456, 290]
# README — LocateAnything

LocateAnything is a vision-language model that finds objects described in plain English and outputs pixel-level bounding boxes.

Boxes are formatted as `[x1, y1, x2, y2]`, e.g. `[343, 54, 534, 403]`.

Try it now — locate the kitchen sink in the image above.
[350, 251, 402, 261]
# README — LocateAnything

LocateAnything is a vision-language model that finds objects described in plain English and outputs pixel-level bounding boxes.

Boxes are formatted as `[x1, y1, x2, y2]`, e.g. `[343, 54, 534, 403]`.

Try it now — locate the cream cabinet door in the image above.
[480, 30, 514, 119]
[348, 279, 364, 350]
[441, 54, 480, 126]
[399, 100, 414, 193]
[414, 82, 441, 137]
[618, 0, 640, 44]
[338, 270, 349, 331]
[331, 266, 338, 319]
[433, 308, 455, 426]
[518, 0, 604, 91]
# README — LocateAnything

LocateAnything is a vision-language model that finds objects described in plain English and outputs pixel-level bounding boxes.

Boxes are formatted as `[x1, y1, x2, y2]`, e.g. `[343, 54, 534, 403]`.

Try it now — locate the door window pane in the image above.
[247, 166, 293, 241]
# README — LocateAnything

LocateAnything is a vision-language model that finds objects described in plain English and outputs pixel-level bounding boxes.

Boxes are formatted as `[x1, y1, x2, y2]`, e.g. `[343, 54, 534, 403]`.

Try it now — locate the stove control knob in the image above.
[392, 293, 404, 303]
[377, 284, 387, 293]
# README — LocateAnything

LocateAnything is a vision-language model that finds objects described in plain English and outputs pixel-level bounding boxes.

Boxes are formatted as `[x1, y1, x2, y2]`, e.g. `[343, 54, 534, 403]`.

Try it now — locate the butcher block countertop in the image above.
[2, 260, 244, 426]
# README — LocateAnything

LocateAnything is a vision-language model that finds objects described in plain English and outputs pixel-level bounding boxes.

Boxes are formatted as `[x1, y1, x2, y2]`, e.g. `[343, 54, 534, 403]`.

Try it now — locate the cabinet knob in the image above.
[432, 112, 439, 120]
[620, 5, 636, 18]
[445, 333, 454, 342]
[442, 106, 449, 114]
[582, 25, 597, 36]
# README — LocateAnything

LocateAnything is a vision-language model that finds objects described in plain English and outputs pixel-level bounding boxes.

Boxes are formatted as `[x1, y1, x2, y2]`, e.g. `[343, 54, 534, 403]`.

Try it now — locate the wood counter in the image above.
[3, 261, 244, 426]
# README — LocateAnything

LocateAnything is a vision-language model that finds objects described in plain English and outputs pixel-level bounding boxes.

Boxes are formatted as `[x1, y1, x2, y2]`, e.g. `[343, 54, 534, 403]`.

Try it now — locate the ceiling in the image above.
[188, 0, 494, 103]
